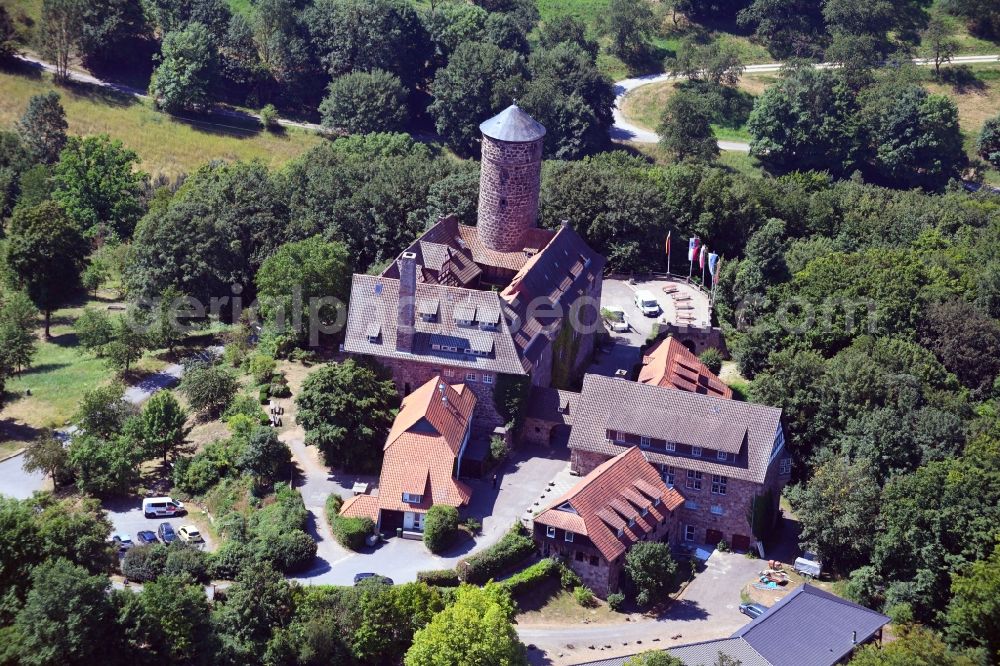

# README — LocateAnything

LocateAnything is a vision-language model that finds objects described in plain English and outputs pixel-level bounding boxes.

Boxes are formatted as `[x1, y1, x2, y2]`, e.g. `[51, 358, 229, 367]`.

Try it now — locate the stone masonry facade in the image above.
[477, 135, 544, 253]
[571, 448, 788, 552]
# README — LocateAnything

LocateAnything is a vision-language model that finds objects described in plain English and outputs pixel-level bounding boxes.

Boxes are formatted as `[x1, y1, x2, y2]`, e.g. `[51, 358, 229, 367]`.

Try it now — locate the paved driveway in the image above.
[0, 452, 47, 499]
[520, 550, 762, 665]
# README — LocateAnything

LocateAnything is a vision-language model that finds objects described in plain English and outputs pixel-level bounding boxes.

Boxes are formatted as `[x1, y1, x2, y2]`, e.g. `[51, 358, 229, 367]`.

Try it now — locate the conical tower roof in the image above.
[479, 104, 546, 142]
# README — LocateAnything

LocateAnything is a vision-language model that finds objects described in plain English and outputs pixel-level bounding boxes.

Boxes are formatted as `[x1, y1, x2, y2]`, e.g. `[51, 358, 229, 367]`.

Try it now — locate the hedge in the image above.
[416, 569, 461, 587]
[326, 493, 373, 551]
[423, 505, 459, 553]
[457, 523, 535, 584]
[497, 558, 559, 597]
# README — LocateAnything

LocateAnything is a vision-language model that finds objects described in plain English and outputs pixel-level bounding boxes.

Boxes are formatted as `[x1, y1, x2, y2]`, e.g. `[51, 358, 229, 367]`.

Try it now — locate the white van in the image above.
[634, 290, 660, 317]
[142, 497, 185, 518]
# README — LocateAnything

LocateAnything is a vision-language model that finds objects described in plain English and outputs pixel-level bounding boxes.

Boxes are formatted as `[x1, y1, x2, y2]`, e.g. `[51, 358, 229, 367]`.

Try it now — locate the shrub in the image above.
[255, 530, 317, 572]
[248, 354, 277, 385]
[423, 505, 460, 553]
[490, 435, 510, 463]
[574, 585, 596, 607]
[498, 558, 559, 597]
[121, 544, 167, 582]
[464, 518, 482, 535]
[289, 348, 318, 365]
[717, 539, 730, 553]
[417, 569, 461, 587]
[163, 543, 210, 583]
[259, 104, 279, 131]
[209, 540, 252, 580]
[269, 382, 291, 398]
[332, 515, 374, 551]
[560, 564, 582, 590]
[457, 523, 535, 584]
[699, 347, 723, 375]
[326, 494, 343, 514]
[223, 393, 268, 425]
[258, 385, 270, 404]
[607, 591, 625, 611]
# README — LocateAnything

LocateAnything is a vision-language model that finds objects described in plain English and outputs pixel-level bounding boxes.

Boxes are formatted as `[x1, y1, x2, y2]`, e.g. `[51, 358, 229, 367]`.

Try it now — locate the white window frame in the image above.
[402, 492, 422, 504]
[465, 372, 477, 382]
[641, 506, 649, 517]
[482, 374, 494, 385]
[692, 446, 702, 457]
[686, 470, 703, 491]
[717, 451, 728, 461]
[684, 525, 696, 542]
[662, 465, 675, 487]
[443, 368, 454, 378]
[640, 436, 651, 448]
[711, 475, 728, 495]
[665, 441, 676, 452]
[546, 525, 556, 538]
[564, 531, 574, 543]
[628, 517, 636, 527]
[710, 505, 724, 516]
[617, 527, 624, 538]
[685, 500, 699, 511]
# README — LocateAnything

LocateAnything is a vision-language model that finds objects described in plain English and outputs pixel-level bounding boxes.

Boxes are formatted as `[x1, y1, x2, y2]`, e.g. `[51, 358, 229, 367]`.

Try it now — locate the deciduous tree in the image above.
[658, 89, 719, 163]
[320, 69, 408, 135]
[138, 391, 189, 464]
[149, 23, 218, 112]
[624, 542, 677, 606]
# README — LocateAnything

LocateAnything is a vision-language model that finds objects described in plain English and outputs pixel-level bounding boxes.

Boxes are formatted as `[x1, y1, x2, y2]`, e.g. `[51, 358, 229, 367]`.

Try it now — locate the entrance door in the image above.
[404, 511, 424, 531]
[706, 529, 723, 546]
[731, 534, 751, 551]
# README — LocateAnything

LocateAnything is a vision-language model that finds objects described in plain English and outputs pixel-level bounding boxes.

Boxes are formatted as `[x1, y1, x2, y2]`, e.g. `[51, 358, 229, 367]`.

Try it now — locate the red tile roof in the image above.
[534, 447, 684, 562]
[341, 376, 476, 522]
[639, 336, 732, 399]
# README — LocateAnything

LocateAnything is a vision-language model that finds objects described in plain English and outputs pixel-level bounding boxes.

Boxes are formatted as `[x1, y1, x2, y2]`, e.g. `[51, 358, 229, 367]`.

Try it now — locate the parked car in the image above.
[603, 306, 630, 332]
[739, 602, 768, 619]
[110, 533, 134, 554]
[177, 525, 203, 543]
[157, 522, 178, 543]
[136, 530, 158, 545]
[633, 290, 660, 317]
[353, 573, 393, 586]
[143, 497, 185, 518]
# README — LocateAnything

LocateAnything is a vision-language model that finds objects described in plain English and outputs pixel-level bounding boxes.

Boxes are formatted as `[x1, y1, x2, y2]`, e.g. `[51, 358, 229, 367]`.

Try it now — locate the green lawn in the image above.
[0, 65, 324, 179]
[0, 0, 42, 47]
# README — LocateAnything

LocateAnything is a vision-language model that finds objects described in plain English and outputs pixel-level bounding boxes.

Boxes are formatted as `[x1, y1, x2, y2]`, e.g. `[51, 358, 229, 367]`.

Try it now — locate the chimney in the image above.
[396, 251, 417, 352]
[851, 631, 857, 645]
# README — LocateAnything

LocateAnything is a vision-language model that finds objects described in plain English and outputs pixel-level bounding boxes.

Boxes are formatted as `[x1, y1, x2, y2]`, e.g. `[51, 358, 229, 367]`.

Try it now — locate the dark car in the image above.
[136, 530, 158, 545]
[157, 522, 177, 543]
[353, 573, 393, 586]
[739, 602, 768, 619]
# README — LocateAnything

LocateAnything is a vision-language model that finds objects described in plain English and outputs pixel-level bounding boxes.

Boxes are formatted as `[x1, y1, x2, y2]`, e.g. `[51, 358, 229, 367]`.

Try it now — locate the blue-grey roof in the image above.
[479, 104, 546, 142]
[732, 584, 890, 666]
[570, 585, 889, 666]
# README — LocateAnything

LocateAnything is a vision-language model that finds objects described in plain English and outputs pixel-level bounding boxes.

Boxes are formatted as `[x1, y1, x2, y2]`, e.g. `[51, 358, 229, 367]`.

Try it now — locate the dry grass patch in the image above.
[516, 585, 627, 626]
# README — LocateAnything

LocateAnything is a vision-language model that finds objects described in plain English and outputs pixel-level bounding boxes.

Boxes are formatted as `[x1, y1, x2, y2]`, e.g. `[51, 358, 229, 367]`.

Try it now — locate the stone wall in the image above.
[477, 135, 543, 253]
[571, 448, 610, 476]
[378, 355, 508, 432]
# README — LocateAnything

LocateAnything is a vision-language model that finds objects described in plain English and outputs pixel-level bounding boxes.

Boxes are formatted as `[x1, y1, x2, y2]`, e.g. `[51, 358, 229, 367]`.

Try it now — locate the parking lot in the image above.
[602, 277, 712, 340]
[103, 496, 216, 552]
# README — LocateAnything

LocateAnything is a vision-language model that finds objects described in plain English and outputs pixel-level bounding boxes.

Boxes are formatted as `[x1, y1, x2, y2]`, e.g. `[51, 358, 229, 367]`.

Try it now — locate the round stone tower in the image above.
[477, 104, 546, 253]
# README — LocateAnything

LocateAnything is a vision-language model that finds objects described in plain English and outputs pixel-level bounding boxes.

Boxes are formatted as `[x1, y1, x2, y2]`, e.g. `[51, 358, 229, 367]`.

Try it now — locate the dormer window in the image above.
[692, 446, 702, 457]
[402, 493, 422, 504]
[365, 323, 381, 343]
[717, 451, 728, 461]
[665, 441, 676, 452]
[453, 304, 476, 326]
[617, 527, 624, 538]
[640, 436, 651, 449]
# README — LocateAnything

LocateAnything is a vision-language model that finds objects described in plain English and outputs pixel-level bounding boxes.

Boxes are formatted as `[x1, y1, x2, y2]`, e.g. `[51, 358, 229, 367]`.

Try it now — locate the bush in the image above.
[269, 382, 291, 398]
[423, 505, 460, 553]
[259, 104, 279, 131]
[223, 393, 268, 425]
[490, 435, 510, 463]
[457, 523, 535, 584]
[417, 569, 462, 587]
[121, 544, 167, 582]
[717, 539, 731, 553]
[209, 540, 252, 580]
[498, 558, 560, 597]
[464, 518, 482, 535]
[699, 347, 723, 375]
[574, 585, 596, 607]
[326, 495, 372, 550]
[560, 564, 582, 590]
[255, 530, 317, 572]
[607, 591, 625, 611]
[248, 354, 277, 386]
[163, 543, 210, 583]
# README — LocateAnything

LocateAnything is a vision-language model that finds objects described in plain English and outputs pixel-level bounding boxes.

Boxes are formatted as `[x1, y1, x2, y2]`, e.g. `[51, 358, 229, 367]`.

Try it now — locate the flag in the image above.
[687, 237, 700, 262]
[699, 244, 707, 270]
[665, 231, 671, 258]
[708, 252, 719, 276]
[713, 257, 722, 285]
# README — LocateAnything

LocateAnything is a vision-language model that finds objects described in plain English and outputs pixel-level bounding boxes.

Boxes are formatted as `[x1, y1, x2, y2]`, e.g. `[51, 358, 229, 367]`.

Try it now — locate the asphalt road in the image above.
[612, 54, 1000, 147]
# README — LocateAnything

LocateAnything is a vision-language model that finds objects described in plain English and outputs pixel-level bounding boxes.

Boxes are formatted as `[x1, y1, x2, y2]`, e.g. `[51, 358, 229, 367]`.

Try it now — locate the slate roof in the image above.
[456, 224, 556, 273]
[569, 375, 784, 484]
[570, 585, 888, 666]
[523, 386, 579, 426]
[639, 336, 733, 399]
[344, 275, 529, 375]
[733, 584, 890, 666]
[534, 447, 684, 562]
[480, 104, 546, 142]
[340, 377, 476, 521]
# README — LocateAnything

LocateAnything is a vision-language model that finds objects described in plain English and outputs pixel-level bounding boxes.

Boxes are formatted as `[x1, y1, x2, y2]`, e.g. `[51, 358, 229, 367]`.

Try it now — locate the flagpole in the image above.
[666, 233, 671, 277]
[701, 249, 707, 287]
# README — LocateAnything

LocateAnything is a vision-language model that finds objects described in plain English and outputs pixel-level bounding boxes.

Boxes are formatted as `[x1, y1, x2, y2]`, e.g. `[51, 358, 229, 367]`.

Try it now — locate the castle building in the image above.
[343, 105, 605, 433]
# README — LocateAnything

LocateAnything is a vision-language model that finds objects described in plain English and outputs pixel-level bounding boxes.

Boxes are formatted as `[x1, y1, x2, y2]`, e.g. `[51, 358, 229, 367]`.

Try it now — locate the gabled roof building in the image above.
[639, 336, 732, 399]
[343, 106, 605, 431]
[569, 374, 790, 552]
[532, 447, 685, 596]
